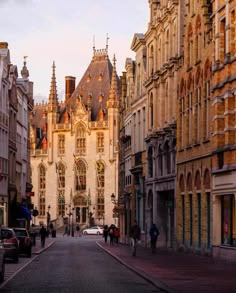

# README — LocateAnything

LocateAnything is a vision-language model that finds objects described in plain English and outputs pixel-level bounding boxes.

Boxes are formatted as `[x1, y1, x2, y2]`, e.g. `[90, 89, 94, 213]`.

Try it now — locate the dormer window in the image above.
[86, 73, 91, 82]
[98, 72, 103, 81]
[98, 92, 103, 102]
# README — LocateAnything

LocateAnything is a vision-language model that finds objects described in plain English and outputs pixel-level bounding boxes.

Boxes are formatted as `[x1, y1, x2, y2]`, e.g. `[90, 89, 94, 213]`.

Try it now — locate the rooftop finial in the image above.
[106, 33, 109, 52]
[48, 61, 58, 109]
[21, 55, 29, 79]
[93, 35, 96, 55]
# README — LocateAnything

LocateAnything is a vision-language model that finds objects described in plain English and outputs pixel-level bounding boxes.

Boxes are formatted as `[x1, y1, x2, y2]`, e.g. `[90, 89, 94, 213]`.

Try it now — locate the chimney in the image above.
[0, 42, 8, 49]
[65, 76, 76, 102]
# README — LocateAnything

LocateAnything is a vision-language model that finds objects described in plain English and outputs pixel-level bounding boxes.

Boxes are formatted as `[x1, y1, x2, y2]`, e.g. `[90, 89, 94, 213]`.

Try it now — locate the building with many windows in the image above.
[144, 0, 182, 248]
[0, 42, 33, 227]
[0, 42, 10, 225]
[176, 0, 213, 254]
[211, 0, 236, 259]
[30, 46, 119, 229]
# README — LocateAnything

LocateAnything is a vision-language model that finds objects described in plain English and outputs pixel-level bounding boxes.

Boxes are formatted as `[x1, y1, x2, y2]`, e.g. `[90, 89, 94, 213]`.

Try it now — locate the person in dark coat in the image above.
[108, 224, 115, 246]
[103, 225, 109, 244]
[149, 223, 159, 253]
[130, 220, 141, 256]
[39, 225, 47, 248]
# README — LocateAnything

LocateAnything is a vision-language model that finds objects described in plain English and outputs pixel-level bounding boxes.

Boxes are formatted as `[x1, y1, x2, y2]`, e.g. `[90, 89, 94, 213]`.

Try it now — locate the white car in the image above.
[83, 226, 103, 235]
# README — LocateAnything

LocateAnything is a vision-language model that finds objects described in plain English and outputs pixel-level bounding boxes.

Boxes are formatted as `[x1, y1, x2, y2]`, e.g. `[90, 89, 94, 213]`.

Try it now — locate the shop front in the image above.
[212, 172, 236, 260]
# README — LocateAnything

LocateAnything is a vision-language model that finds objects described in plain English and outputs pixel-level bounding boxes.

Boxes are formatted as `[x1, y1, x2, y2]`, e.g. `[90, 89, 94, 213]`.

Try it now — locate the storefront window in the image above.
[221, 195, 236, 246]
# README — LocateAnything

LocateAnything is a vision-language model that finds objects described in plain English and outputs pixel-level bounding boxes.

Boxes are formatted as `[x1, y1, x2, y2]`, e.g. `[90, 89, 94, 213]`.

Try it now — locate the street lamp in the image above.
[111, 193, 118, 205]
[71, 207, 75, 237]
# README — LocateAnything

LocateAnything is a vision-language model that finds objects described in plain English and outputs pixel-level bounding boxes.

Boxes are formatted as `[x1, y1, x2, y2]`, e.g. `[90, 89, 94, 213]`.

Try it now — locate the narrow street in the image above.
[0, 235, 162, 293]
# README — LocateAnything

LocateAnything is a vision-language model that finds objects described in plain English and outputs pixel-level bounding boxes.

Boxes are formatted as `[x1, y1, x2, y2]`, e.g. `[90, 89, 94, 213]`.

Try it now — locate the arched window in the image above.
[166, 29, 169, 62]
[75, 160, 86, 191]
[194, 170, 201, 191]
[38, 164, 46, 216]
[149, 93, 154, 129]
[187, 24, 193, 67]
[164, 141, 171, 175]
[195, 15, 201, 62]
[150, 45, 154, 75]
[57, 162, 65, 216]
[148, 147, 153, 178]
[158, 145, 163, 176]
[179, 174, 185, 193]
[76, 124, 86, 155]
[203, 169, 211, 189]
[187, 173, 193, 192]
[96, 161, 105, 218]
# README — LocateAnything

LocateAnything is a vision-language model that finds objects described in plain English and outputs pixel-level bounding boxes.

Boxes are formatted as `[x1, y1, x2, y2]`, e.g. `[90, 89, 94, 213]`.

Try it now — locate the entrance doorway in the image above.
[75, 206, 87, 224]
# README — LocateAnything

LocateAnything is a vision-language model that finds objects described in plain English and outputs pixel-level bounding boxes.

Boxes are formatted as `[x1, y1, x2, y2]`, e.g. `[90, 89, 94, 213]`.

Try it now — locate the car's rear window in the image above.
[14, 230, 27, 237]
[1, 230, 14, 239]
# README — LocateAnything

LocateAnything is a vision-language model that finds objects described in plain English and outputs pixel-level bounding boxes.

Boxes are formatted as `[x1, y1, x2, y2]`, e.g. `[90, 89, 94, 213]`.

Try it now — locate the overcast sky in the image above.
[0, 0, 149, 103]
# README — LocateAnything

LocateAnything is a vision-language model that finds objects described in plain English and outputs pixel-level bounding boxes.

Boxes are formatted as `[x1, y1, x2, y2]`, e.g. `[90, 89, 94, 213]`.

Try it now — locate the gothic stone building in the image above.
[30, 48, 119, 229]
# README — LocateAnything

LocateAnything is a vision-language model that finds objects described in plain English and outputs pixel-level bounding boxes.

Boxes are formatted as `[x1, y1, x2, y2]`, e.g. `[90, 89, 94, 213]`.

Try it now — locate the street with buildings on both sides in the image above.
[0, 231, 236, 293]
[1, 2, 236, 292]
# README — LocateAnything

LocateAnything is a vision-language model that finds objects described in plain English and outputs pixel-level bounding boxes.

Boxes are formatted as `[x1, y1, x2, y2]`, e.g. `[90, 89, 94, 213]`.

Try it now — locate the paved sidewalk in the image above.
[97, 241, 236, 293]
[32, 236, 55, 255]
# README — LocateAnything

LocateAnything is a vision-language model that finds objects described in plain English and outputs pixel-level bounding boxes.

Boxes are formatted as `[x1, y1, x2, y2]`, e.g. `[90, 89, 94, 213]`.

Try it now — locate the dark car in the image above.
[0, 242, 5, 283]
[0, 227, 19, 263]
[13, 228, 32, 258]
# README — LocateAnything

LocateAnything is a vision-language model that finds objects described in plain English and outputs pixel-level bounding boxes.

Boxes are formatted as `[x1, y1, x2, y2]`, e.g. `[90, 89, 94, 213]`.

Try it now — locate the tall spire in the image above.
[108, 54, 118, 101]
[48, 61, 58, 109]
[21, 56, 29, 79]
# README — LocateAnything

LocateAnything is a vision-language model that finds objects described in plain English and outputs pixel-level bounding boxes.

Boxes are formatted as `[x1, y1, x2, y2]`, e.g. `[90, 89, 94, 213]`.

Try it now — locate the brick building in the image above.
[176, 1, 213, 254]
[211, 0, 236, 259]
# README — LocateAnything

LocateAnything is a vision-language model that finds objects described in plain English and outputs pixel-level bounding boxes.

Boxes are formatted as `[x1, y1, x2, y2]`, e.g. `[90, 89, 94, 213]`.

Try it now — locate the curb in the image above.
[96, 241, 175, 293]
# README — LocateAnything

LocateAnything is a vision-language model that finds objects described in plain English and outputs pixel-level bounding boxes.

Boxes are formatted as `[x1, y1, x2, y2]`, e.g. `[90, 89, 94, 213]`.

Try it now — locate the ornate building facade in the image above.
[0, 42, 33, 227]
[144, 0, 182, 248]
[211, 0, 236, 259]
[30, 47, 119, 229]
[176, 0, 213, 254]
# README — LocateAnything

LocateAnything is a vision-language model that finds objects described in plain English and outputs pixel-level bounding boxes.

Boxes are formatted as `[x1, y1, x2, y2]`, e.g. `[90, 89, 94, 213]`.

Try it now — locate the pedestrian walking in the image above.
[103, 225, 109, 244]
[130, 220, 141, 256]
[149, 223, 159, 253]
[76, 224, 80, 237]
[114, 227, 120, 244]
[49, 222, 54, 236]
[63, 225, 69, 237]
[39, 225, 47, 248]
[108, 224, 115, 246]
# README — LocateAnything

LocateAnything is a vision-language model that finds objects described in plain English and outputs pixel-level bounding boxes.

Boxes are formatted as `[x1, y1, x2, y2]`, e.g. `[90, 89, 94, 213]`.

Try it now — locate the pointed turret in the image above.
[48, 61, 59, 112]
[107, 55, 119, 109]
[21, 56, 29, 79]
[109, 55, 118, 101]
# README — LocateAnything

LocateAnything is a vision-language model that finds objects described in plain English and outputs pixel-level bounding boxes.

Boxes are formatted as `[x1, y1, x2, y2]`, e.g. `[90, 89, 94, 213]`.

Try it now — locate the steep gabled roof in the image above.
[68, 49, 115, 121]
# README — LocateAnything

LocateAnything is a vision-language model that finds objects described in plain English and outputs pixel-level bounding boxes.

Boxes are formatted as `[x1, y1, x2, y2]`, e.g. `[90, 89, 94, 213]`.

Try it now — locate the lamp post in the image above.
[86, 190, 91, 227]
[71, 207, 74, 237]
[47, 205, 51, 234]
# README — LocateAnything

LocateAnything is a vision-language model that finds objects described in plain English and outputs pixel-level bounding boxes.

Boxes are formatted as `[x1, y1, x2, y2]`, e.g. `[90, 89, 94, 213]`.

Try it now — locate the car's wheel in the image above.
[97, 231, 100, 235]
[0, 262, 5, 283]
[83, 231, 87, 235]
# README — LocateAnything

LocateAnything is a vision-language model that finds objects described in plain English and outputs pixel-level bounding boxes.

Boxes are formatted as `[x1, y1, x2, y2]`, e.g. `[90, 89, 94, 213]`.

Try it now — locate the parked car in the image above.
[0, 242, 5, 283]
[13, 228, 32, 258]
[0, 227, 19, 263]
[83, 226, 103, 235]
